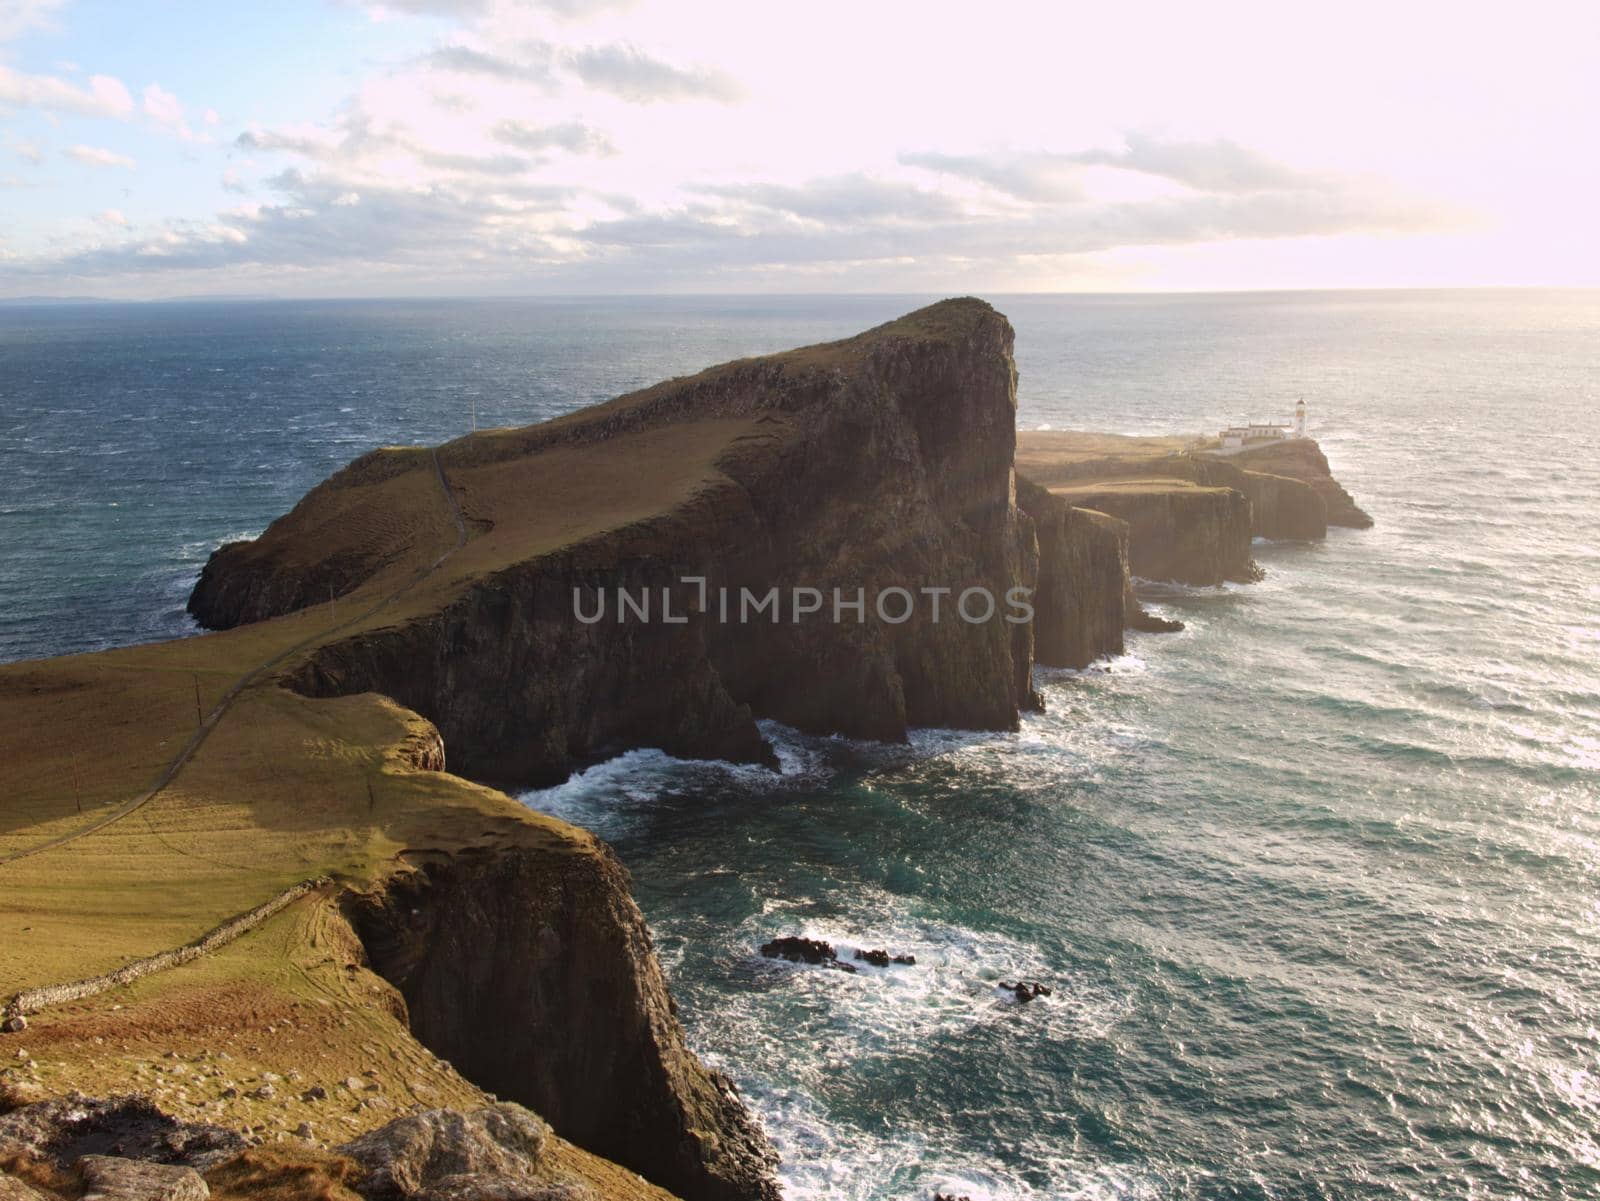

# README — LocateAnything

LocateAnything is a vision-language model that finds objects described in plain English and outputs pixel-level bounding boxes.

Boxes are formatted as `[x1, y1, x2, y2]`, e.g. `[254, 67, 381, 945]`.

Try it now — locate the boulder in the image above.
[79, 1156, 209, 1201]
[0, 1077, 47, 1114]
[417, 1174, 590, 1201]
[0, 1095, 244, 1173]
[337, 1105, 551, 1201]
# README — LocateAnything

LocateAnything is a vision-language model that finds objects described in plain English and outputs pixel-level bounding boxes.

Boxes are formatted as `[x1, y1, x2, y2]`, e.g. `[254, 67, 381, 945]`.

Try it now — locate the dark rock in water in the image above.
[1127, 608, 1185, 634]
[336, 1104, 552, 1201]
[79, 1155, 209, 1201]
[0, 1095, 245, 1173]
[998, 981, 1052, 1003]
[853, 949, 916, 967]
[760, 937, 836, 965]
[933, 1193, 973, 1201]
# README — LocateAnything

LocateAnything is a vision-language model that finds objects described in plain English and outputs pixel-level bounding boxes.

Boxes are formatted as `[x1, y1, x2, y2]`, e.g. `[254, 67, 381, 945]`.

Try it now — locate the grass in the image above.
[0, 299, 1011, 1197]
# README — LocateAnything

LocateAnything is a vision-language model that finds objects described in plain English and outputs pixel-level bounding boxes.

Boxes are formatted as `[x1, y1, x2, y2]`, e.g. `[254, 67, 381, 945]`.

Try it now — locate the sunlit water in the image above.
[4, 292, 1598, 1198]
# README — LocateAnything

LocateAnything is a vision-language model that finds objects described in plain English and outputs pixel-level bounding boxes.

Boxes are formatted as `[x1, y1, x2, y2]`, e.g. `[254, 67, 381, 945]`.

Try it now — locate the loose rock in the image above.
[79, 1155, 209, 1201]
[337, 1104, 552, 1201]
[997, 981, 1052, 1003]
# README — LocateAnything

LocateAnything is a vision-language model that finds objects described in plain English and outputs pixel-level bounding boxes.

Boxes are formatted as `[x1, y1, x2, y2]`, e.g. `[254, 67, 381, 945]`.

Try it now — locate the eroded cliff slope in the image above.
[193, 299, 1040, 785]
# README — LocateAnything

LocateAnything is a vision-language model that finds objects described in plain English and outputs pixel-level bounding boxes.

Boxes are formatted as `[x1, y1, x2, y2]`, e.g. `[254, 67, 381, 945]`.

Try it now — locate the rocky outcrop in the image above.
[1237, 470, 1326, 541]
[1014, 479, 1129, 667]
[1224, 439, 1373, 528]
[336, 1104, 578, 1201]
[0, 1096, 245, 1175]
[79, 1155, 209, 1201]
[1044, 483, 1260, 587]
[192, 300, 1042, 787]
[344, 846, 780, 1201]
[0, 1098, 588, 1201]
[188, 449, 442, 631]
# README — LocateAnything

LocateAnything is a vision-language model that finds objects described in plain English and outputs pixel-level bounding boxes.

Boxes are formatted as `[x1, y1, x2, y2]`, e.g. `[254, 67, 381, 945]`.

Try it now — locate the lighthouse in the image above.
[1294, 398, 1307, 438]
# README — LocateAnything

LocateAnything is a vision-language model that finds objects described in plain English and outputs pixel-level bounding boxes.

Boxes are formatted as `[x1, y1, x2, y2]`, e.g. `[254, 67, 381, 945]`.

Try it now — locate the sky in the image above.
[0, 0, 1597, 298]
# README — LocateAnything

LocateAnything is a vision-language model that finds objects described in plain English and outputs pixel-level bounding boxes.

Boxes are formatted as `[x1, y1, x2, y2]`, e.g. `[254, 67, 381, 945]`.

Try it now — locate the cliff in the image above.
[1014, 478, 1130, 667]
[1235, 469, 1326, 541]
[192, 299, 1036, 786]
[8, 299, 1122, 1201]
[1035, 478, 1259, 586]
[1015, 430, 1368, 587]
[1016, 432, 1257, 585]
[346, 847, 775, 1201]
[1222, 438, 1373, 528]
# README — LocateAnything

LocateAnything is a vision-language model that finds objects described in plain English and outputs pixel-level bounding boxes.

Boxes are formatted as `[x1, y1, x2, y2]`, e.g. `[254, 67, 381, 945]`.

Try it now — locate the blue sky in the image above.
[2, 0, 1597, 297]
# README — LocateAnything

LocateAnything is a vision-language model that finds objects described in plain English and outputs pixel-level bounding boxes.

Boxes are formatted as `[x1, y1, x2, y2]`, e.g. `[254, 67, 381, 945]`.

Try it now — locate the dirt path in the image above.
[0, 449, 468, 868]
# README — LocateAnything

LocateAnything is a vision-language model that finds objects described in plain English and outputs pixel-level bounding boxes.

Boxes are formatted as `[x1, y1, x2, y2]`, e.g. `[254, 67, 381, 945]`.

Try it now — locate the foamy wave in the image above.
[698, 895, 1141, 1200]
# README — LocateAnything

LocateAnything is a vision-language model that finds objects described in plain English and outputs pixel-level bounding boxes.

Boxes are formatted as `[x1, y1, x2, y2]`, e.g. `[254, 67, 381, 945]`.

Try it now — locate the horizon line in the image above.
[3, 283, 1599, 307]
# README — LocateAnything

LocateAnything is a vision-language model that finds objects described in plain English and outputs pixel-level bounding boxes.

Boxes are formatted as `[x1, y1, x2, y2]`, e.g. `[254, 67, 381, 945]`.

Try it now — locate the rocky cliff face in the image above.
[1014, 479, 1126, 668]
[346, 844, 778, 1201]
[194, 299, 1042, 786]
[1237, 470, 1327, 541]
[180, 300, 1117, 1201]
[1041, 483, 1261, 587]
[1224, 439, 1373, 528]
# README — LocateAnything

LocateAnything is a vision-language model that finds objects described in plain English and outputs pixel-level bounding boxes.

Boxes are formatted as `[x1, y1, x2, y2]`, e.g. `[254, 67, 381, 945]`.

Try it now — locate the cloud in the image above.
[6, 136, 44, 165]
[96, 208, 128, 227]
[0, 65, 133, 116]
[12, 167, 569, 279]
[1068, 133, 1319, 192]
[236, 125, 346, 160]
[416, 148, 530, 175]
[899, 151, 1084, 203]
[0, 0, 65, 42]
[427, 45, 552, 84]
[903, 136, 1324, 202]
[142, 82, 197, 139]
[64, 143, 135, 169]
[356, 0, 632, 17]
[492, 119, 615, 156]
[568, 43, 741, 103]
[695, 175, 966, 224]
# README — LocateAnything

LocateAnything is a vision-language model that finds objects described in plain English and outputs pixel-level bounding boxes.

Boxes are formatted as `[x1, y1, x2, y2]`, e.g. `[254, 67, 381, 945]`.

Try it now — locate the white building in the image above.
[1218, 400, 1307, 450]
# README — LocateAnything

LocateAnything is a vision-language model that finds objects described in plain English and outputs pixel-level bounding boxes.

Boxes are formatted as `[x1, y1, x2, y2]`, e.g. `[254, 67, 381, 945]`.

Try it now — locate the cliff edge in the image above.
[8, 299, 1127, 1201]
[192, 298, 1037, 786]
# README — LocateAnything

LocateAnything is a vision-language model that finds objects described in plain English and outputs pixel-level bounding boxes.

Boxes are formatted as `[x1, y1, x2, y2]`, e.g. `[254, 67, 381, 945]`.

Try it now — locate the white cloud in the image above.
[567, 42, 740, 103]
[5, 135, 44, 165]
[64, 143, 134, 169]
[8, 0, 1582, 294]
[0, 65, 133, 116]
[96, 208, 128, 226]
[0, 0, 65, 42]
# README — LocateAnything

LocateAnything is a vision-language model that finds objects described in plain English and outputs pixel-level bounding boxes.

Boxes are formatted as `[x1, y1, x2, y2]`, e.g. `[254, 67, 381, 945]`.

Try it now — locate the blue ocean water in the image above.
[4, 292, 1599, 1199]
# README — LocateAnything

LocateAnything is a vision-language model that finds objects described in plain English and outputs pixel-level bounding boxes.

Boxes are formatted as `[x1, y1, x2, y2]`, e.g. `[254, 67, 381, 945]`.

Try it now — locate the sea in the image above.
[2, 291, 1598, 1199]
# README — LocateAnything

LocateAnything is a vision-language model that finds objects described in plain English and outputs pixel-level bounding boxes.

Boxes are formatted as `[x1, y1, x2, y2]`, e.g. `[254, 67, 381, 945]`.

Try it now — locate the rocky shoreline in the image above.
[1, 299, 1368, 1201]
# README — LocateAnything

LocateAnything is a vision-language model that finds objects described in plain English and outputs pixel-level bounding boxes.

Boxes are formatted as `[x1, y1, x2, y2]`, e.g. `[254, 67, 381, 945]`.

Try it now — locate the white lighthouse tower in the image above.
[1294, 398, 1307, 438]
